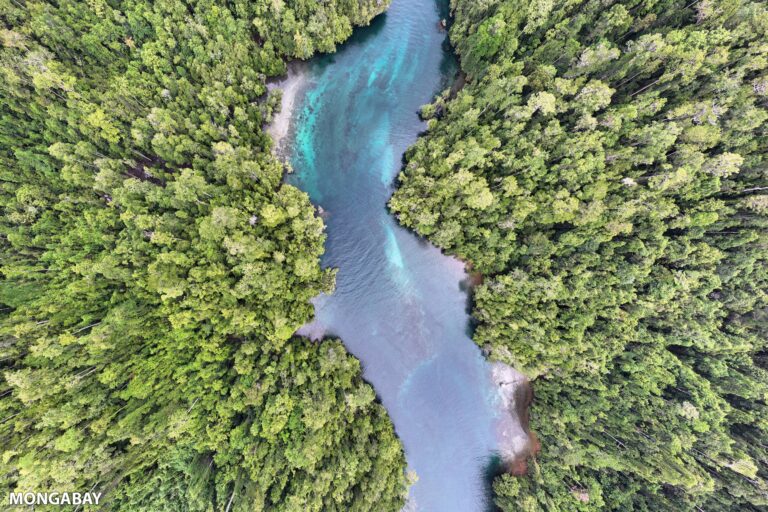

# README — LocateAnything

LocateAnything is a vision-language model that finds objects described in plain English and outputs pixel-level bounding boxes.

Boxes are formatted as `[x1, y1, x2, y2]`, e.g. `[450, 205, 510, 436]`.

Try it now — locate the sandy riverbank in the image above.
[491, 362, 538, 475]
[266, 61, 310, 158]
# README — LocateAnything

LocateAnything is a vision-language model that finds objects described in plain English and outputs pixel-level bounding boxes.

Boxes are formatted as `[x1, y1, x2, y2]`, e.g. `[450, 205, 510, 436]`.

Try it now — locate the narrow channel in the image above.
[280, 1, 515, 509]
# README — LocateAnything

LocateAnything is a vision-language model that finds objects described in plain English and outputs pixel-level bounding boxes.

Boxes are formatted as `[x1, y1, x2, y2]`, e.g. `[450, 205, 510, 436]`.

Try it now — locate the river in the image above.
[279, 0, 520, 510]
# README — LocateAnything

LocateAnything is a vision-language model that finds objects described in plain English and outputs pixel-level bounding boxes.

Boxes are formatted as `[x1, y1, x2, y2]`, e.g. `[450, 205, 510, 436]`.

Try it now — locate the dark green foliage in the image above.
[1, 0, 406, 510]
[391, 0, 768, 509]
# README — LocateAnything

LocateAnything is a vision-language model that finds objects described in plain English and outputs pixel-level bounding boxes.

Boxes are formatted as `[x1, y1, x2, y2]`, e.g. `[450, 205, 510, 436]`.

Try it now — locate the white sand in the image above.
[266, 61, 310, 157]
[491, 362, 535, 467]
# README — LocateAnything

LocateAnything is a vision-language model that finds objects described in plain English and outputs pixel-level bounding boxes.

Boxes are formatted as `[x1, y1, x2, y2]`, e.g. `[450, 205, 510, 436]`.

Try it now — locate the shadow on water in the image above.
[480, 454, 506, 512]
[435, 0, 452, 20]
[434, 0, 457, 85]
[459, 272, 483, 334]
[333, 10, 389, 54]
[304, 11, 388, 80]
[438, 39, 456, 80]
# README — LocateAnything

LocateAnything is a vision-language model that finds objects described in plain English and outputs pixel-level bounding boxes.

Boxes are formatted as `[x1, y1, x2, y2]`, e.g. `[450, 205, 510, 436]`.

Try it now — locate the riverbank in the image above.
[267, 61, 310, 159]
[491, 362, 537, 475]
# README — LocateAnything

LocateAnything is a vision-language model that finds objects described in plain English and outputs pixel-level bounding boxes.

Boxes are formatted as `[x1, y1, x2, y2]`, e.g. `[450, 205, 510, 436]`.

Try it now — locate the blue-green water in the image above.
[285, 1, 506, 510]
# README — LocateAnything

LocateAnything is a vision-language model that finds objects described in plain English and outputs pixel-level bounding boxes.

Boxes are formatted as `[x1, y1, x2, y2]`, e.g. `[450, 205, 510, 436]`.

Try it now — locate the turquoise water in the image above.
[285, 1, 505, 510]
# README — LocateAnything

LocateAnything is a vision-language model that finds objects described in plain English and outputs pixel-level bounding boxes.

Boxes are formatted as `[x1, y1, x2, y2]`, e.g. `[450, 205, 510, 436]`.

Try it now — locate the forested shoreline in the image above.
[0, 1, 409, 510]
[392, 0, 768, 509]
[3, 0, 768, 509]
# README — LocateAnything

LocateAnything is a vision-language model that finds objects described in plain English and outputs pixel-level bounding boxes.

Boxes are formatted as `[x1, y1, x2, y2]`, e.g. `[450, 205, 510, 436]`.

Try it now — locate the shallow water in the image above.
[285, 1, 507, 509]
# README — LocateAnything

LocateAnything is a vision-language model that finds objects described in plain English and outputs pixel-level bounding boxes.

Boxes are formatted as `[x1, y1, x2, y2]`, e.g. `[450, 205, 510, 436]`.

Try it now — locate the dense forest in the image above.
[391, 0, 768, 510]
[0, 0, 409, 510]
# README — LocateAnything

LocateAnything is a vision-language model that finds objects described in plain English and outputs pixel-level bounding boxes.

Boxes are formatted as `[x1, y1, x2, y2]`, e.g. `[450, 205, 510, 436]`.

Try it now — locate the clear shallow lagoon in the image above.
[285, 1, 506, 509]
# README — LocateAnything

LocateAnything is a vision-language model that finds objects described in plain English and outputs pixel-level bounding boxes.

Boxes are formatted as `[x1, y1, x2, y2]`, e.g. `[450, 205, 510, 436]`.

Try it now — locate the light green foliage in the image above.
[392, 0, 768, 509]
[0, 0, 407, 510]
